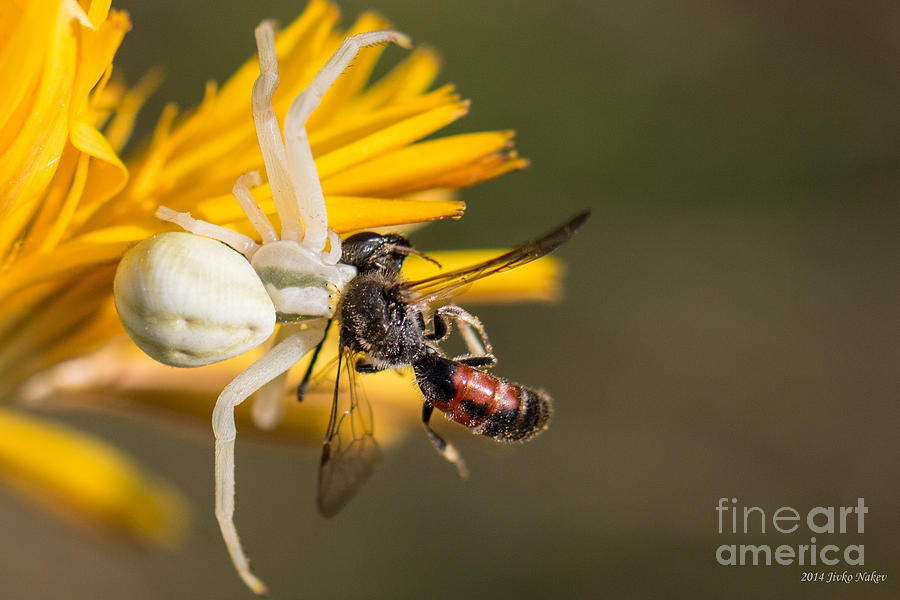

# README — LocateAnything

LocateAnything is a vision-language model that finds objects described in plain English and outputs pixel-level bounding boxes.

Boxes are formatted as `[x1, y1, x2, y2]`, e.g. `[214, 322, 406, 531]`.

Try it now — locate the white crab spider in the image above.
[113, 22, 411, 595]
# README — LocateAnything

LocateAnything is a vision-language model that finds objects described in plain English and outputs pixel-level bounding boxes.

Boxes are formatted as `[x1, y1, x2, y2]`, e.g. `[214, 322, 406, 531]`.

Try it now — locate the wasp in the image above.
[303, 210, 591, 517]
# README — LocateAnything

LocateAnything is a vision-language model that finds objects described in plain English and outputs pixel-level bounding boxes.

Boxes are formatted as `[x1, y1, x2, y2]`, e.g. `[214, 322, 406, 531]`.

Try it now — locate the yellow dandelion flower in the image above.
[0, 0, 572, 589]
[0, 0, 185, 547]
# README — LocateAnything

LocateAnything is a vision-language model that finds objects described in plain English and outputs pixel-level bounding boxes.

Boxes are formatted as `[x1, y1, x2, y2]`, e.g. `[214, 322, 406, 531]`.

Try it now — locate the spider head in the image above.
[251, 240, 356, 320]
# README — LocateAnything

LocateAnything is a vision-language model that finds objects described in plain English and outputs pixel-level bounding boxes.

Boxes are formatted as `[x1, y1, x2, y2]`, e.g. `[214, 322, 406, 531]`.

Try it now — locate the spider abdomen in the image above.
[114, 232, 276, 367]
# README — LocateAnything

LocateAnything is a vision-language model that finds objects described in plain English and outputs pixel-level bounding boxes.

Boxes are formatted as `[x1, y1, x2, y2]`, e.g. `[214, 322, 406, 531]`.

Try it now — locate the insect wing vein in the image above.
[317, 434, 381, 518]
[317, 350, 381, 518]
[400, 209, 590, 305]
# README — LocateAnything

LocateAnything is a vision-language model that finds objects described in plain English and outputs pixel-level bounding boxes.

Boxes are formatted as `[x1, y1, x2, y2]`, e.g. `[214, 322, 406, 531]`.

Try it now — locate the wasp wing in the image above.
[317, 436, 380, 518]
[316, 350, 381, 518]
[399, 209, 590, 306]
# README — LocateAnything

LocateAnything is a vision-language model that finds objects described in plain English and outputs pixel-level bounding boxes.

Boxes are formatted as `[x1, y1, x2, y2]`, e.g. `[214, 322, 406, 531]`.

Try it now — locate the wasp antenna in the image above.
[388, 244, 442, 268]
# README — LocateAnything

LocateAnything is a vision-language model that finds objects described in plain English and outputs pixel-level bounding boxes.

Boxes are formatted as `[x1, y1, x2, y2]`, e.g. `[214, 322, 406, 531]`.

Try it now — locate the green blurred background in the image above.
[3, 1, 898, 598]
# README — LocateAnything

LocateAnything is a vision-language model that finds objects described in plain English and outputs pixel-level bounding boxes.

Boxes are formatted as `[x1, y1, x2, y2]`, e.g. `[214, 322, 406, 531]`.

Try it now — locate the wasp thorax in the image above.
[113, 232, 276, 367]
[339, 272, 427, 368]
[250, 240, 356, 320]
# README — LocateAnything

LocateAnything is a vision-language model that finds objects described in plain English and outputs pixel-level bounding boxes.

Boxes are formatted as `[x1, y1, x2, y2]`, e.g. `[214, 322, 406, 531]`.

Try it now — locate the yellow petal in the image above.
[85, 0, 113, 28]
[0, 267, 115, 392]
[0, 226, 152, 297]
[194, 0, 339, 137]
[103, 67, 164, 153]
[350, 46, 442, 113]
[309, 85, 459, 156]
[0, 0, 58, 144]
[323, 195, 465, 231]
[322, 131, 521, 196]
[192, 189, 464, 233]
[70, 9, 130, 124]
[34, 151, 91, 252]
[0, 407, 188, 546]
[417, 151, 530, 191]
[16, 148, 81, 256]
[0, 3, 79, 257]
[71, 118, 127, 184]
[158, 94, 468, 208]
[306, 10, 393, 129]
[316, 101, 470, 179]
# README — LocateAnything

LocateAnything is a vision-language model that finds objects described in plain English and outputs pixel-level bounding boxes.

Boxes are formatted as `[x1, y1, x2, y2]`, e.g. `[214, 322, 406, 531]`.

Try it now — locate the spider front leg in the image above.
[155, 206, 260, 259]
[212, 318, 328, 595]
[251, 20, 409, 255]
[155, 171, 279, 260]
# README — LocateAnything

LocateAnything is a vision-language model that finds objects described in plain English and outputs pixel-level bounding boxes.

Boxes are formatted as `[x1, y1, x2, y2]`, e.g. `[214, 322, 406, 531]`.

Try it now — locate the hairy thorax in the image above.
[338, 271, 426, 368]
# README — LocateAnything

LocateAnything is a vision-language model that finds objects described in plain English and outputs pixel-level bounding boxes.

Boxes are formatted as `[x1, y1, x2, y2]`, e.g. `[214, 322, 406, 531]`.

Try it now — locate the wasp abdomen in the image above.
[414, 355, 552, 442]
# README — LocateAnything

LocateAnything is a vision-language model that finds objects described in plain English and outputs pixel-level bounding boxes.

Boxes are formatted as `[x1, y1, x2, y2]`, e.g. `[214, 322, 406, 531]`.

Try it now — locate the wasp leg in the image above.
[456, 356, 496, 369]
[354, 358, 386, 373]
[422, 403, 469, 479]
[296, 319, 333, 402]
[435, 305, 496, 367]
[424, 312, 449, 342]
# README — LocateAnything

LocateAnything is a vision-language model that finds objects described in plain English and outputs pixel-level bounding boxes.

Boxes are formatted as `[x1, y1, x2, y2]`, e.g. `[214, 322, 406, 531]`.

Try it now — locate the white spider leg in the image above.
[252, 22, 303, 243]
[212, 318, 328, 595]
[250, 323, 302, 430]
[232, 171, 278, 244]
[283, 30, 412, 252]
[251, 369, 288, 430]
[436, 305, 494, 358]
[324, 229, 342, 265]
[156, 206, 260, 259]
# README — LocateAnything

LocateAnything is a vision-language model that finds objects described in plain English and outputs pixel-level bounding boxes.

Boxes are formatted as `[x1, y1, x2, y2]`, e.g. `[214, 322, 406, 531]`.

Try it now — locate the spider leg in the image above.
[282, 30, 412, 251]
[251, 22, 302, 243]
[212, 318, 328, 595]
[251, 370, 288, 431]
[251, 323, 304, 429]
[232, 171, 278, 244]
[156, 206, 260, 258]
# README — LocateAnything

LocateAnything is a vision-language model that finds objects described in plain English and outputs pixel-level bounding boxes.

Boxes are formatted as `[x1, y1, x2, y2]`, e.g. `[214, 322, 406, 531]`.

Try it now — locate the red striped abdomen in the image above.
[415, 355, 552, 442]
